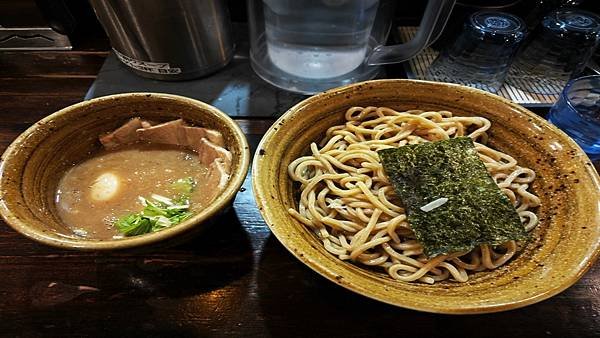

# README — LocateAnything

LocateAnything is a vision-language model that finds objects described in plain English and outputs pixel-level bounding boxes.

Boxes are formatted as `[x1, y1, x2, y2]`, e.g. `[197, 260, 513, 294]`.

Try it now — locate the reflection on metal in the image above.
[0, 27, 72, 51]
[89, 0, 233, 80]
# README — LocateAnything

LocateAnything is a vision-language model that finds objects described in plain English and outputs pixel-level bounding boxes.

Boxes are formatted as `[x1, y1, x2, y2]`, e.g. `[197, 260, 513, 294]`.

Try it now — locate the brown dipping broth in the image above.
[55, 144, 211, 239]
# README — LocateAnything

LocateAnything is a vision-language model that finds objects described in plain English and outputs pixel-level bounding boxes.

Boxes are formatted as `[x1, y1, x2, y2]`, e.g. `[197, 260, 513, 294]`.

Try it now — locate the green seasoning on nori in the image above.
[378, 137, 527, 258]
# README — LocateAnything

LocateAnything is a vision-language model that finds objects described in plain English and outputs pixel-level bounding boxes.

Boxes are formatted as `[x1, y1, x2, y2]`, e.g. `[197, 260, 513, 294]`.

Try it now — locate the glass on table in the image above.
[548, 75, 600, 160]
[507, 8, 600, 95]
[426, 11, 527, 93]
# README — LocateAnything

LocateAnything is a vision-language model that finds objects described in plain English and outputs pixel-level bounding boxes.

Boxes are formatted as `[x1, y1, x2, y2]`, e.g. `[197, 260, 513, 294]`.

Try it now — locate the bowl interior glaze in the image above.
[252, 79, 600, 314]
[0, 93, 250, 251]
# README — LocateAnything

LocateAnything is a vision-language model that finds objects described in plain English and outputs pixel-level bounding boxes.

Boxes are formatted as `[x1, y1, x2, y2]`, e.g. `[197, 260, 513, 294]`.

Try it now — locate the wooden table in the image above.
[1, 46, 598, 338]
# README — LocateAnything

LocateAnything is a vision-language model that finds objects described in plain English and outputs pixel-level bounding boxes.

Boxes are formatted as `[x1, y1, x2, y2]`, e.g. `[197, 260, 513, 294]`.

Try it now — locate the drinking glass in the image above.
[548, 75, 600, 160]
[507, 8, 600, 95]
[426, 11, 526, 93]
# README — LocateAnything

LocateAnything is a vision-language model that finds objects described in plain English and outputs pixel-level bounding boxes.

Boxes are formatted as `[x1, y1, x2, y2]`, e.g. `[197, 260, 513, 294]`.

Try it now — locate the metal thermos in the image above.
[90, 0, 234, 80]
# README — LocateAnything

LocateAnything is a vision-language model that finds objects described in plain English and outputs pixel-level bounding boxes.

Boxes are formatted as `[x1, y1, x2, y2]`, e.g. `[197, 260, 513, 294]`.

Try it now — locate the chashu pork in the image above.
[99, 118, 232, 201]
[99, 118, 144, 148]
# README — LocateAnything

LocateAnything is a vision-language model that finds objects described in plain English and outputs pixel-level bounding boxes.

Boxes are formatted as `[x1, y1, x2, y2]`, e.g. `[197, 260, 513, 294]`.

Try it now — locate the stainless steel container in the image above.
[90, 0, 234, 80]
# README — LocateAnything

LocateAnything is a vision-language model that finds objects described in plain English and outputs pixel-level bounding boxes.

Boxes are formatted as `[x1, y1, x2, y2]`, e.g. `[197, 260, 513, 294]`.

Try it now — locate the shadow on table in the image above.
[0, 209, 254, 337]
[256, 235, 598, 338]
[93, 208, 254, 297]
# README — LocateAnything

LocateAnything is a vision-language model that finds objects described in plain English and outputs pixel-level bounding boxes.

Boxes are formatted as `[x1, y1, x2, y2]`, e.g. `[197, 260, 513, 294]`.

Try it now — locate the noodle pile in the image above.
[288, 107, 540, 284]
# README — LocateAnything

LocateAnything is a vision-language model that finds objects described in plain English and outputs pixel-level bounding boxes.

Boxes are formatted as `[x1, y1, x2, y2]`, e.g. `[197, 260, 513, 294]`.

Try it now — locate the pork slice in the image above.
[208, 159, 229, 190]
[99, 118, 143, 148]
[136, 119, 225, 150]
[205, 129, 224, 146]
[136, 119, 187, 145]
[195, 138, 232, 172]
[100, 119, 232, 177]
[182, 125, 224, 147]
[203, 159, 230, 203]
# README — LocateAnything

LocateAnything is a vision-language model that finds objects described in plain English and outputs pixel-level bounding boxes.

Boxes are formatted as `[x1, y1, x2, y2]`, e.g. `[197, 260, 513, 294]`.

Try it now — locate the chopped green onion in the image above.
[151, 194, 174, 205]
[166, 205, 190, 210]
[171, 177, 196, 194]
[114, 183, 194, 237]
[138, 196, 148, 206]
[171, 177, 196, 204]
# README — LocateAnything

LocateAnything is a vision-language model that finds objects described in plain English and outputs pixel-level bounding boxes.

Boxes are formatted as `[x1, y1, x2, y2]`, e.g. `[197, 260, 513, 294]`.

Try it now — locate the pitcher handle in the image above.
[366, 0, 456, 66]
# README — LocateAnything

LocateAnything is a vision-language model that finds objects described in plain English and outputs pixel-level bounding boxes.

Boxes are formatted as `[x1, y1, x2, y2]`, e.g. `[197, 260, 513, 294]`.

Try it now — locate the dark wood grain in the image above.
[0, 52, 109, 78]
[0, 48, 598, 338]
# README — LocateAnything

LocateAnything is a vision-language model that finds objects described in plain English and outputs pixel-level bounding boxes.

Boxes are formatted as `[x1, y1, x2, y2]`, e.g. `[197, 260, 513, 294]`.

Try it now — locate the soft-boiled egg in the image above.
[90, 172, 120, 201]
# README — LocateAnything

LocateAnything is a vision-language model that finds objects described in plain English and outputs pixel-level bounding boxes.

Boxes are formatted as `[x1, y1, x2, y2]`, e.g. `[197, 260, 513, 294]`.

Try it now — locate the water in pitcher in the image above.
[263, 0, 379, 79]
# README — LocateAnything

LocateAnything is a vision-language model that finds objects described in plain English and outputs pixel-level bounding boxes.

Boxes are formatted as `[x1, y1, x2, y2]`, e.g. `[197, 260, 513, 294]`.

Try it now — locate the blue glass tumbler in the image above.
[507, 9, 600, 95]
[426, 11, 527, 93]
[548, 75, 600, 160]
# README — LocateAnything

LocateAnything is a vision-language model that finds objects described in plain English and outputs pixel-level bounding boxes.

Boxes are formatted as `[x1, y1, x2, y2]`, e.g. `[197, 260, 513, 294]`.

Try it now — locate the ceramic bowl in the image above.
[252, 79, 600, 314]
[0, 93, 250, 251]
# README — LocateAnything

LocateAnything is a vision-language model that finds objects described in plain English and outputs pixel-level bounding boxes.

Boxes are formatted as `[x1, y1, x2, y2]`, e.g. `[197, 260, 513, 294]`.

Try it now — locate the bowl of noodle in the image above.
[252, 79, 600, 314]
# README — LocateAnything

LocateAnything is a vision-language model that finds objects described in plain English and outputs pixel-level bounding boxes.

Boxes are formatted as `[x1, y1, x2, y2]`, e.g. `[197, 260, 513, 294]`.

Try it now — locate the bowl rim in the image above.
[0, 92, 250, 251]
[252, 79, 600, 314]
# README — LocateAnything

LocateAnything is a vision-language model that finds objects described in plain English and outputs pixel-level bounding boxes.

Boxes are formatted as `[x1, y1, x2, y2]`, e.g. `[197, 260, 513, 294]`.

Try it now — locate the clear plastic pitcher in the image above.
[248, 0, 455, 94]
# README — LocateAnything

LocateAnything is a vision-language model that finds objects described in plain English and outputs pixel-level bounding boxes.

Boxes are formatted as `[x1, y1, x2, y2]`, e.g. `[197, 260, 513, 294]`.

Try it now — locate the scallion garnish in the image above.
[171, 177, 196, 201]
[114, 177, 196, 236]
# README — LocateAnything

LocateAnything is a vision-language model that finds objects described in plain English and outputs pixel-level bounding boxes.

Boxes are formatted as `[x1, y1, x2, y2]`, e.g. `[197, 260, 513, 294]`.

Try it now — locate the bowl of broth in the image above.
[0, 93, 250, 250]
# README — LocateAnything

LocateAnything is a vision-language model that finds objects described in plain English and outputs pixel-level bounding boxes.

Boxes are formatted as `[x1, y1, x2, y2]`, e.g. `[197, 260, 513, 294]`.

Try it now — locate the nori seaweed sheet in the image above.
[378, 137, 527, 258]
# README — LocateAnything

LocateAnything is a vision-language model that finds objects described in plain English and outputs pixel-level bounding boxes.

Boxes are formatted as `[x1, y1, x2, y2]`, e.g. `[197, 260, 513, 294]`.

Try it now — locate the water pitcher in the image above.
[248, 0, 455, 94]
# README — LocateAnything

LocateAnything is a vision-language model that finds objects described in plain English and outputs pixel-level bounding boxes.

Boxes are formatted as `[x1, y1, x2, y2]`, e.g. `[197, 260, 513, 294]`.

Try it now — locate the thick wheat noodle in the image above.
[288, 107, 540, 284]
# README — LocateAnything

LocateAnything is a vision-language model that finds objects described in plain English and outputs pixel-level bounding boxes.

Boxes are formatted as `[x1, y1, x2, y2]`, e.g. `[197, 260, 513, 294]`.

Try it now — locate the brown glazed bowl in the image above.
[0, 93, 250, 251]
[252, 79, 600, 314]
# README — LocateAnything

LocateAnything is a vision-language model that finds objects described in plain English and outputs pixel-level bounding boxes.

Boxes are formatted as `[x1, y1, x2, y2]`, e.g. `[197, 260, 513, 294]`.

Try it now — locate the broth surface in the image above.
[56, 144, 210, 239]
